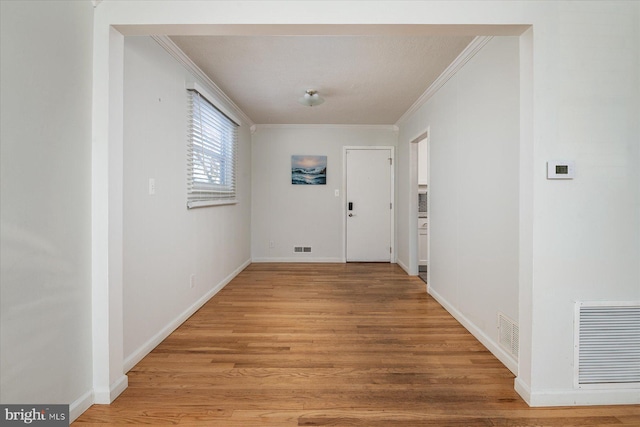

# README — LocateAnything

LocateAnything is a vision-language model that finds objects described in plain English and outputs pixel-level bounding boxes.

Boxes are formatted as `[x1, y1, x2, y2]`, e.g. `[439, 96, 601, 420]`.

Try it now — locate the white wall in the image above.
[392, 2, 640, 405]
[0, 0, 95, 416]
[122, 37, 252, 368]
[252, 126, 397, 262]
[92, 0, 640, 409]
[398, 37, 521, 371]
[2, 1, 637, 421]
[523, 2, 639, 404]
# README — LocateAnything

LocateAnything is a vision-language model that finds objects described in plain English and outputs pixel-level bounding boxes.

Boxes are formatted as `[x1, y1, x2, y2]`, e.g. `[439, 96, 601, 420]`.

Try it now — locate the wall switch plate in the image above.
[148, 178, 156, 194]
[190, 274, 196, 288]
[335, 189, 339, 197]
[547, 160, 575, 179]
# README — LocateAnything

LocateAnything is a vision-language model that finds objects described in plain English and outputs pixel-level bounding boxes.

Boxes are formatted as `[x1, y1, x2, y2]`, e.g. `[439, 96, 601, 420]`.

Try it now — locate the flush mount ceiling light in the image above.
[298, 89, 325, 107]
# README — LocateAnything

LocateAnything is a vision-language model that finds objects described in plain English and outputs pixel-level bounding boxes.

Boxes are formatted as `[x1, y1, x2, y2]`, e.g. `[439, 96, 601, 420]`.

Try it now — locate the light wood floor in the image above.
[74, 263, 639, 426]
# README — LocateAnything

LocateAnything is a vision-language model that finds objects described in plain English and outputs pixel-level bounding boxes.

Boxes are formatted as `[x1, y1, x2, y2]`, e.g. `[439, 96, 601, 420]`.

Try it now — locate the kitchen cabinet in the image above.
[418, 218, 428, 266]
[418, 138, 428, 186]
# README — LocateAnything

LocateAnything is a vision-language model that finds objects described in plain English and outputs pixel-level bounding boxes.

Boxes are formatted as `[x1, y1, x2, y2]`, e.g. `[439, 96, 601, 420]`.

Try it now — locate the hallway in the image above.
[75, 263, 639, 426]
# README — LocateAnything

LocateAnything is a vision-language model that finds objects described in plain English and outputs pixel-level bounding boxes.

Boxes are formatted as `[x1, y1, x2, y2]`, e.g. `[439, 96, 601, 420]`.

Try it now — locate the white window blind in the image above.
[187, 88, 238, 208]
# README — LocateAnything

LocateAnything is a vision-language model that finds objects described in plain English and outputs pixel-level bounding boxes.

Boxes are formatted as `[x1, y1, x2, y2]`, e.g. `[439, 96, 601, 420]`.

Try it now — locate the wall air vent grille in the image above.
[575, 302, 640, 388]
[294, 246, 311, 253]
[498, 313, 519, 360]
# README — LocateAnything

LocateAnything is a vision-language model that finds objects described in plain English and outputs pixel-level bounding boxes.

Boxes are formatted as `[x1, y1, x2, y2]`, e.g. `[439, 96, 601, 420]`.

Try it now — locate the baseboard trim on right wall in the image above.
[428, 286, 518, 375]
[515, 377, 640, 406]
[396, 258, 411, 275]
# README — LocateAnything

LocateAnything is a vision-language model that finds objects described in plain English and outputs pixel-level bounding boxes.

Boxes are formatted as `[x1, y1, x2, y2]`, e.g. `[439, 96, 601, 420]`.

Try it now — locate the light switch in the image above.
[149, 178, 156, 195]
[335, 189, 339, 197]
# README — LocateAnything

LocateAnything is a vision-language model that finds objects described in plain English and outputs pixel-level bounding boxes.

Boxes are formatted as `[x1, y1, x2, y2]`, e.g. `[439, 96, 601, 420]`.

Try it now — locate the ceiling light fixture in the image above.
[298, 89, 325, 107]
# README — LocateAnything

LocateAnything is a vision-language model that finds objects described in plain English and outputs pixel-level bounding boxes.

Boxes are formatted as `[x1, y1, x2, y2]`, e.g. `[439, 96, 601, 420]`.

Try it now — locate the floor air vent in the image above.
[575, 302, 640, 388]
[498, 313, 519, 360]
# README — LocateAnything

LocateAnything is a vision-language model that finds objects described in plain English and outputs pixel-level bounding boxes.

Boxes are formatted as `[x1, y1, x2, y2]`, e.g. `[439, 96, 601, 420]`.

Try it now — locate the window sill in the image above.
[187, 199, 237, 209]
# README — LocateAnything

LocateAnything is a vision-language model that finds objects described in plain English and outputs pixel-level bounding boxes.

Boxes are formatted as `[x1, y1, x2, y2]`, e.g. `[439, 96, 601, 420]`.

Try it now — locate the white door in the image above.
[345, 148, 393, 262]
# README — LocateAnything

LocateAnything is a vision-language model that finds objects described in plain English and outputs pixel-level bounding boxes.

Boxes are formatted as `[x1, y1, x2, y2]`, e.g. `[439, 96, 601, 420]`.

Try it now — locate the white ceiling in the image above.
[169, 35, 474, 125]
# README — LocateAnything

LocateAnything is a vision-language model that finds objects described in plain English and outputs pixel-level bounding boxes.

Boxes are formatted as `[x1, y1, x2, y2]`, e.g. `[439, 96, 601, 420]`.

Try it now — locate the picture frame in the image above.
[291, 155, 327, 185]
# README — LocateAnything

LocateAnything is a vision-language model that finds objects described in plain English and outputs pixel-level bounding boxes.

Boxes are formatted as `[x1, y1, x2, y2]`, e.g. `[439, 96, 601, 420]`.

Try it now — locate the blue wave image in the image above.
[291, 155, 327, 185]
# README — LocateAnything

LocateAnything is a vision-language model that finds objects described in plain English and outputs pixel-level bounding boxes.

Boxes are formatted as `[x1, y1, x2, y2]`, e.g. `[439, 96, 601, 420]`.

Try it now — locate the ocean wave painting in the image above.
[291, 155, 327, 185]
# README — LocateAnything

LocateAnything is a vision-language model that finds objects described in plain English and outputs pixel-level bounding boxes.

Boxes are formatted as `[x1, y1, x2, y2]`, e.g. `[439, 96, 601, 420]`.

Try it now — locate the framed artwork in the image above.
[291, 155, 327, 185]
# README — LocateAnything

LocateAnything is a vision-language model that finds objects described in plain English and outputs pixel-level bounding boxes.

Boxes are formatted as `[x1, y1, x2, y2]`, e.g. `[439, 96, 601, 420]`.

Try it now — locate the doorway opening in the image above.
[412, 129, 429, 285]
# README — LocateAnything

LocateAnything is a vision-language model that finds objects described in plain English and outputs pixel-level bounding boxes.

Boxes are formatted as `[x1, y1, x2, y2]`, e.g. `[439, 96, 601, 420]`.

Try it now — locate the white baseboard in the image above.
[69, 389, 94, 423]
[397, 258, 412, 275]
[515, 377, 640, 406]
[251, 257, 344, 263]
[93, 374, 128, 404]
[514, 376, 532, 405]
[428, 286, 518, 375]
[123, 258, 251, 373]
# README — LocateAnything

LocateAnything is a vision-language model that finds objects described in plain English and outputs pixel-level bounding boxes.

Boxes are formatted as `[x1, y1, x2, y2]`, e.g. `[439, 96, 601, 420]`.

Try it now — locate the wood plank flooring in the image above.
[74, 263, 640, 426]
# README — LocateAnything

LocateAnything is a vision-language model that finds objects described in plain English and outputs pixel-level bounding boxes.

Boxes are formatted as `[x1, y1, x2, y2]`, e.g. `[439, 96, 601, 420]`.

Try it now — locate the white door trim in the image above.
[343, 146, 395, 263]
[410, 127, 430, 280]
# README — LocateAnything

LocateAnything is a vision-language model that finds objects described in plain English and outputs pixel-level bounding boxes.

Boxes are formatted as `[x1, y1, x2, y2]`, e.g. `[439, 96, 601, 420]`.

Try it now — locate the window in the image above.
[187, 86, 239, 208]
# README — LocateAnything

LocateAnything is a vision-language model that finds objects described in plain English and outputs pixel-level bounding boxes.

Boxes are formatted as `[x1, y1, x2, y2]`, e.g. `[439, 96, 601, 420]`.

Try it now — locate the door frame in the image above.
[342, 146, 395, 263]
[410, 128, 430, 282]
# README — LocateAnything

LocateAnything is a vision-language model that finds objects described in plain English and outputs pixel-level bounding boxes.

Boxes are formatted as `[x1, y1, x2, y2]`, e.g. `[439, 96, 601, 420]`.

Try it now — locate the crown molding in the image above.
[252, 123, 399, 132]
[395, 36, 493, 126]
[151, 35, 255, 128]
[152, 34, 491, 131]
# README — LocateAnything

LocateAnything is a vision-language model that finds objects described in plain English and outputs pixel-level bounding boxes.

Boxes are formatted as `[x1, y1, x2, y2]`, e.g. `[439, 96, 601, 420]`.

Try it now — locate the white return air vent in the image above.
[575, 301, 640, 388]
[498, 313, 519, 360]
